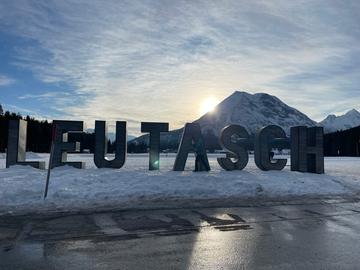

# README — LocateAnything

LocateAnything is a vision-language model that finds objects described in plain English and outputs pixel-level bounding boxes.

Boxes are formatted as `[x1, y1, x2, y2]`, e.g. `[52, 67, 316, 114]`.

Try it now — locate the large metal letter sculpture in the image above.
[52, 120, 85, 169]
[290, 126, 324, 174]
[217, 125, 250, 170]
[94, 121, 127, 169]
[141, 122, 169, 170]
[6, 119, 45, 169]
[173, 123, 210, 171]
[255, 125, 288, 171]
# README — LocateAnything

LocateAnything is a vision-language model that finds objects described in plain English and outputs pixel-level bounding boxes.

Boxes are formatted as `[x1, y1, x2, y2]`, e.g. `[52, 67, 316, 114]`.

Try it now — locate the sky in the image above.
[0, 0, 359, 135]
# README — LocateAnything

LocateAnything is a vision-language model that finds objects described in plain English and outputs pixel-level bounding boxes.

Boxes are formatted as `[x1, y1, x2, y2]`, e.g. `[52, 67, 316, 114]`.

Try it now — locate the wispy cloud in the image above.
[0, 75, 15, 87]
[0, 0, 359, 134]
[18, 92, 69, 100]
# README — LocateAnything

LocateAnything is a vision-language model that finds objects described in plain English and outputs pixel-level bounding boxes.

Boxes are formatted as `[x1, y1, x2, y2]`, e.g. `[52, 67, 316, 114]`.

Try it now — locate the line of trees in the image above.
[0, 106, 52, 152]
[324, 126, 360, 156]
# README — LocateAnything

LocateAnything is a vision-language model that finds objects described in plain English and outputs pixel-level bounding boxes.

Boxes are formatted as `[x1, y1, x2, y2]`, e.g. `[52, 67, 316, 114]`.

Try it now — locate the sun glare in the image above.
[200, 97, 218, 115]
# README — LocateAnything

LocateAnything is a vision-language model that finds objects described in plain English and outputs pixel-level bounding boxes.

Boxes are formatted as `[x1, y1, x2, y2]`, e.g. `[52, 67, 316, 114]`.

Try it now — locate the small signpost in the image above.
[44, 123, 56, 199]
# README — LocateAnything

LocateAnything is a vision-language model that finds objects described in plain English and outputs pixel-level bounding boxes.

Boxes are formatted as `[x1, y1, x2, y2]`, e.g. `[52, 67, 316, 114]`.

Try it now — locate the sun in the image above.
[200, 97, 219, 115]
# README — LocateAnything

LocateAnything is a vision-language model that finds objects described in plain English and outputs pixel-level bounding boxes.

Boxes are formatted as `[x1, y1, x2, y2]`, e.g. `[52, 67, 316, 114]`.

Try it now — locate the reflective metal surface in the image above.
[52, 120, 85, 169]
[255, 125, 287, 171]
[173, 123, 210, 171]
[6, 120, 45, 169]
[141, 122, 169, 170]
[217, 125, 250, 170]
[291, 126, 324, 174]
[94, 121, 127, 169]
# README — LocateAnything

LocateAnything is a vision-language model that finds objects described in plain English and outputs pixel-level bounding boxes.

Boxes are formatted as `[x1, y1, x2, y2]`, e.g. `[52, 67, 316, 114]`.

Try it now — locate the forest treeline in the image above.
[0, 105, 109, 153]
[0, 104, 359, 155]
[324, 125, 360, 156]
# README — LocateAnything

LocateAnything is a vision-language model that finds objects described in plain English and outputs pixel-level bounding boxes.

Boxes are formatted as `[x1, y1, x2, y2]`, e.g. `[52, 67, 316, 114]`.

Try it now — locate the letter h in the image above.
[290, 126, 324, 174]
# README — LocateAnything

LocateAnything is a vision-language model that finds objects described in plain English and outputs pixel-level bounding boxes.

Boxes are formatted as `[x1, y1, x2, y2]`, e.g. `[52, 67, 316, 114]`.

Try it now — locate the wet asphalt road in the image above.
[1, 198, 360, 269]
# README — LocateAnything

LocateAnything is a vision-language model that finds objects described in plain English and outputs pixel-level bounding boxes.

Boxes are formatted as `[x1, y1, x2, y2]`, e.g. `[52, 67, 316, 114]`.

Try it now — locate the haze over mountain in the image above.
[319, 109, 360, 133]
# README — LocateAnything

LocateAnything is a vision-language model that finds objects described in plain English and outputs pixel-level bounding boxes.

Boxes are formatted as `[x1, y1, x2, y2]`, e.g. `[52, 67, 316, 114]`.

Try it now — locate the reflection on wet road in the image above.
[1, 198, 360, 269]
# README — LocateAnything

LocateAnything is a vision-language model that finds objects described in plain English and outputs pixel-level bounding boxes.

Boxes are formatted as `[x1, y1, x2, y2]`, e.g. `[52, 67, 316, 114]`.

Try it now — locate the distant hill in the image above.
[86, 128, 136, 142]
[108, 133, 136, 142]
[319, 109, 360, 133]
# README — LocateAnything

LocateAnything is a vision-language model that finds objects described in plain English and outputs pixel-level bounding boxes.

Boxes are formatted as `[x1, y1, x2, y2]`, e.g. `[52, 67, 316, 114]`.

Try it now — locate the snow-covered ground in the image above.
[0, 153, 359, 215]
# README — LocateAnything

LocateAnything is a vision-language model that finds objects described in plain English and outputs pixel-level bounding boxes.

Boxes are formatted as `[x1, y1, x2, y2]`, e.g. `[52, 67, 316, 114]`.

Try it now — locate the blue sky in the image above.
[0, 0, 359, 135]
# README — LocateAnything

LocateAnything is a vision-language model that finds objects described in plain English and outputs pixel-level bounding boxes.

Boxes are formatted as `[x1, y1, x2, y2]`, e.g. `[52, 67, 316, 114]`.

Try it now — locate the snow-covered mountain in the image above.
[194, 91, 316, 135]
[319, 109, 360, 133]
[130, 91, 317, 145]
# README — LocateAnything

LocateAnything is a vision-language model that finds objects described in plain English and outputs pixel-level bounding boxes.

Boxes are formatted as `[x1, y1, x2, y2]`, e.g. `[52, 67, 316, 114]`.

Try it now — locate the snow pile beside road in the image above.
[0, 154, 359, 215]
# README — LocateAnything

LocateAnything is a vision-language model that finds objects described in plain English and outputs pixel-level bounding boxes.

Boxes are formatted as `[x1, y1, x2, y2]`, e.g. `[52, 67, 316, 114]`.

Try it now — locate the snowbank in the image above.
[0, 154, 359, 215]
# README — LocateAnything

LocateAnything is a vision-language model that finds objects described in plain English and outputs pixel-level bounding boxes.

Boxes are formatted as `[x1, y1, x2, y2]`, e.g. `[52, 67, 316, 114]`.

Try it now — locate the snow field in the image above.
[0, 153, 359, 215]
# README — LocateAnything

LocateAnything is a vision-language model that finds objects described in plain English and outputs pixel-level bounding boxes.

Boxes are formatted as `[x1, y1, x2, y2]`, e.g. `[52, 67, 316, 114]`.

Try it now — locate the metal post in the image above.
[44, 124, 56, 199]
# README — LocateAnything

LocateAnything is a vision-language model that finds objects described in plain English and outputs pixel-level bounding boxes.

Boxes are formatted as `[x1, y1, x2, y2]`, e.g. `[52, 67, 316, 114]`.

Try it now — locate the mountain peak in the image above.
[345, 109, 360, 116]
[320, 109, 360, 133]
[232, 91, 271, 97]
[232, 90, 248, 95]
[196, 90, 316, 135]
[229, 90, 251, 98]
[323, 114, 336, 120]
[228, 91, 278, 103]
